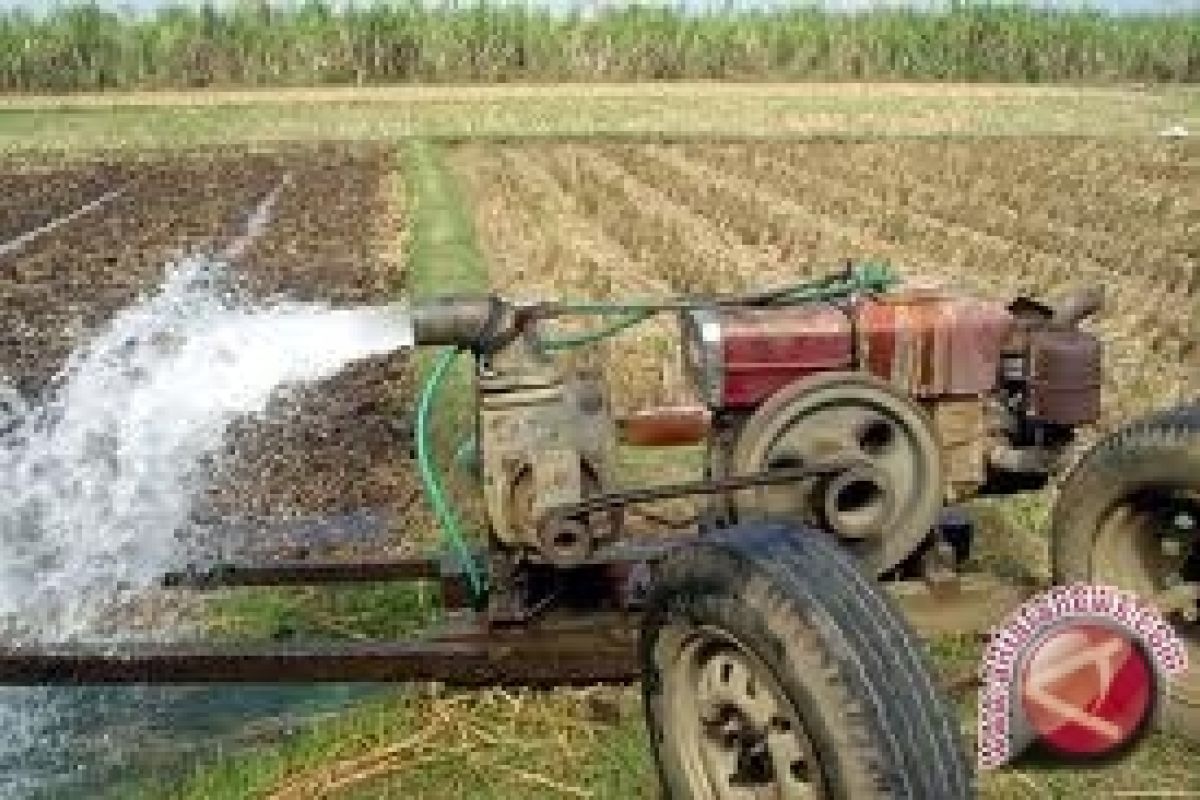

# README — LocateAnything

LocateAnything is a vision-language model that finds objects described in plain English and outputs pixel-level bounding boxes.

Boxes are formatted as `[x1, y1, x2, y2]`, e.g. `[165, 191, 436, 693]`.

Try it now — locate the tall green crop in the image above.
[0, 0, 1194, 92]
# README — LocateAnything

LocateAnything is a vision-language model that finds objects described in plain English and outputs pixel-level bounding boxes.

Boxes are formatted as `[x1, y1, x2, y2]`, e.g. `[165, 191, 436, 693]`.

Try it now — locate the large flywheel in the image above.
[730, 372, 944, 577]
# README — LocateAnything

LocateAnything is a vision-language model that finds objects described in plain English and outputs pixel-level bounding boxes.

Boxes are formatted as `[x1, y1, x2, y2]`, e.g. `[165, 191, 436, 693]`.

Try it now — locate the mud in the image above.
[0, 142, 419, 546]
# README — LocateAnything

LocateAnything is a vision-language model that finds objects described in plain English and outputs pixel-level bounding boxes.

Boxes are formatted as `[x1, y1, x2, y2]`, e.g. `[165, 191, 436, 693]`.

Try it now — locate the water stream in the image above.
[0, 257, 414, 797]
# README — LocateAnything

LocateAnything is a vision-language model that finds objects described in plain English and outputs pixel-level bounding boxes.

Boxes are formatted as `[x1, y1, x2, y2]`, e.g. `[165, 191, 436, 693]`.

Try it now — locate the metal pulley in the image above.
[730, 371, 944, 576]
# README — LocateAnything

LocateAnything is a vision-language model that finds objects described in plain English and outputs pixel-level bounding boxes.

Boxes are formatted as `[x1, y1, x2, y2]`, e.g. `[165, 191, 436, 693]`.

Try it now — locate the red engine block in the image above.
[681, 290, 1016, 410]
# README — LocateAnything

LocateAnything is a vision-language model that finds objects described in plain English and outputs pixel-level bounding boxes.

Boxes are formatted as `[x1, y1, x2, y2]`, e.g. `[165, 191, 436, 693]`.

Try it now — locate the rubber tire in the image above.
[1051, 401, 1200, 743]
[642, 522, 973, 799]
[730, 372, 945, 578]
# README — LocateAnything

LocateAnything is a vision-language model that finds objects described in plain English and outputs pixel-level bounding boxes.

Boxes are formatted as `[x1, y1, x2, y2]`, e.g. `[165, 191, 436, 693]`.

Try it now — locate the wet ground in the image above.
[0, 143, 416, 523]
[0, 143, 416, 797]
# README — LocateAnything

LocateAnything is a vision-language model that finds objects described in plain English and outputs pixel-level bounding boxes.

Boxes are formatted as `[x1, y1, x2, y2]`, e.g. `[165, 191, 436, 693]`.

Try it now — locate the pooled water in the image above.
[0, 257, 414, 796]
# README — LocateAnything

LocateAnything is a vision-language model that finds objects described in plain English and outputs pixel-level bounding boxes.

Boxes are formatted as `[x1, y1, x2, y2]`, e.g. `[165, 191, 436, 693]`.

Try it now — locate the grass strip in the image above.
[400, 138, 491, 545]
[148, 688, 654, 800]
[0, 85, 1196, 153]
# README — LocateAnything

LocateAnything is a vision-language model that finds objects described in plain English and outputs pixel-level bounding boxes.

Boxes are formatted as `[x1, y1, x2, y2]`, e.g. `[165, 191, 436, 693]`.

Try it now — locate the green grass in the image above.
[147, 687, 655, 800]
[400, 137, 492, 538]
[1, 1, 1196, 92]
[1, 84, 1197, 153]
[204, 583, 435, 643]
[403, 138, 491, 297]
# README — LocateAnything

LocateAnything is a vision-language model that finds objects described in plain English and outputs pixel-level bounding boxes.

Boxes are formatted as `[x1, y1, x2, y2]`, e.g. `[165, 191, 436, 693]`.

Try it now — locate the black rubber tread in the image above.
[1051, 401, 1200, 742]
[642, 521, 973, 799]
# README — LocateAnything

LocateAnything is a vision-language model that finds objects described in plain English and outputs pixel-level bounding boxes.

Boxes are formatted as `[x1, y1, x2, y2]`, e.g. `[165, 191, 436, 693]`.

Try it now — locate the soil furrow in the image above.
[762, 143, 1193, 288]
[599, 144, 1196, 427]
[709, 142, 1195, 293]
[0, 144, 415, 538]
[555, 145, 765, 294]
[453, 143, 691, 413]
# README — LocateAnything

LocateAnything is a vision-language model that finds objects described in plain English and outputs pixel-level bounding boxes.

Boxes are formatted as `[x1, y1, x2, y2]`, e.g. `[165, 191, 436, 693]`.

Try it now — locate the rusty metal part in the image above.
[0, 613, 640, 687]
[927, 398, 987, 503]
[856, 292, 1013, 398]
[161, 555, 476, 611]
[482, 546, 664, 625]
[537, 518, 593, 566]
[161, 556, 443, 588]
[407, 295, 521, 353]
[480, 365, 618, 559]
[820, 465, 895, 540]
[986, 442, 1059, 475]
[1050, 285, 1105, 330]
[729, 372, 943, 576]
[538, 461, 861, 529]
[513, 463, 622, 565]
[618, 405, 712, 447]
[1028, 329, 1102, 425]
[0, 564, 1038, 686]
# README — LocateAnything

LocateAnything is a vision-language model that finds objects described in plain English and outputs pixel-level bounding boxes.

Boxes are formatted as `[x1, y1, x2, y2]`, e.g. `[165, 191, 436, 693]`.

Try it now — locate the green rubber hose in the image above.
[415, 346, 486, 603]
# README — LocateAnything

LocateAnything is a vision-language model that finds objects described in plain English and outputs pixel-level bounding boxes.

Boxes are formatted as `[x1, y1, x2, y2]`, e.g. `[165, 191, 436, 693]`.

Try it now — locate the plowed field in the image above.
[452, 138, 1199, 432]
[0, 143, 415, 531]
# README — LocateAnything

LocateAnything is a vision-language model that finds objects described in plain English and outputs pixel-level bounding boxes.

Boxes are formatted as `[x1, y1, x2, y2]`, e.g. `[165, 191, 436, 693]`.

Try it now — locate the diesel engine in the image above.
[681, 283, 1103, 574]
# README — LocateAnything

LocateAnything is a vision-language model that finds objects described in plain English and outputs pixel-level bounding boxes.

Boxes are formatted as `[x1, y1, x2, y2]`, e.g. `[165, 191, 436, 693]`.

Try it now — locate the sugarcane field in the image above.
[0, 2, 1197, 799]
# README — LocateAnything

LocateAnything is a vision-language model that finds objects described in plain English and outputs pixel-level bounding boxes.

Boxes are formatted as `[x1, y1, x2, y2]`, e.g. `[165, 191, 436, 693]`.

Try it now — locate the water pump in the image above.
[397, 272, 1103, 578]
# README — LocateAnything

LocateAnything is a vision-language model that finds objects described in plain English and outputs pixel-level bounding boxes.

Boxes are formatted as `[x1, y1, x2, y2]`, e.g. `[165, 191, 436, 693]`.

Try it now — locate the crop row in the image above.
[455, 141, 1198, 433]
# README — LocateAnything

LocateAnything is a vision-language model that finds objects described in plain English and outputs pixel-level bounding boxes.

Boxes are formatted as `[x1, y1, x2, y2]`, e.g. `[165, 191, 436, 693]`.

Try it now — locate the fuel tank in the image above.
[680, 290, 1015, 410]
[680, 304, 853, 409]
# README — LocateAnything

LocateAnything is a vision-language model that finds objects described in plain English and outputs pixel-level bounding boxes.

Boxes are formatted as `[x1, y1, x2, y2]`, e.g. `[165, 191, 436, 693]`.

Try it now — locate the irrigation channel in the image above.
[0, 147, 414, 797]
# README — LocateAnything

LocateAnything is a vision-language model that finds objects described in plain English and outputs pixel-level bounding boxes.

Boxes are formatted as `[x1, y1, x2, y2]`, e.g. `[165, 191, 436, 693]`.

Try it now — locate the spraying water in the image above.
[0, 256, 413, 644]
[0, 256, 415, 797]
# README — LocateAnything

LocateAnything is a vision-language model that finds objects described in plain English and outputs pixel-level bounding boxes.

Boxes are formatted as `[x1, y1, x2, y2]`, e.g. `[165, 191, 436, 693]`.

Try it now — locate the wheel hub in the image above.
[673, 632, 822, 799]
[1156, 500, 1200, 623]
[1093, 493, 1200, 702]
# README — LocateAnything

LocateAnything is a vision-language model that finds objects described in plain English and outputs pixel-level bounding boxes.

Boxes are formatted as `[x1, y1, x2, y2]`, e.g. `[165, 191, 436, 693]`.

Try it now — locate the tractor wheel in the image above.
[1051, 402, 1200, 742]
[641, 522, 972, 799]
[730, 372, 944, 577]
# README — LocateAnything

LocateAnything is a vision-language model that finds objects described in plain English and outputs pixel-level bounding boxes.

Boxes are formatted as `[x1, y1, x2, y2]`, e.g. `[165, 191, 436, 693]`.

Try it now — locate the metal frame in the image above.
[0, 287, 1049, 687]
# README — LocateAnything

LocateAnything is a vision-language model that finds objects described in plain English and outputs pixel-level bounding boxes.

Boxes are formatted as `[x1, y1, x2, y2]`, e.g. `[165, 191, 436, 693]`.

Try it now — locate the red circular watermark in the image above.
[1019, 621, 1155, 759]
